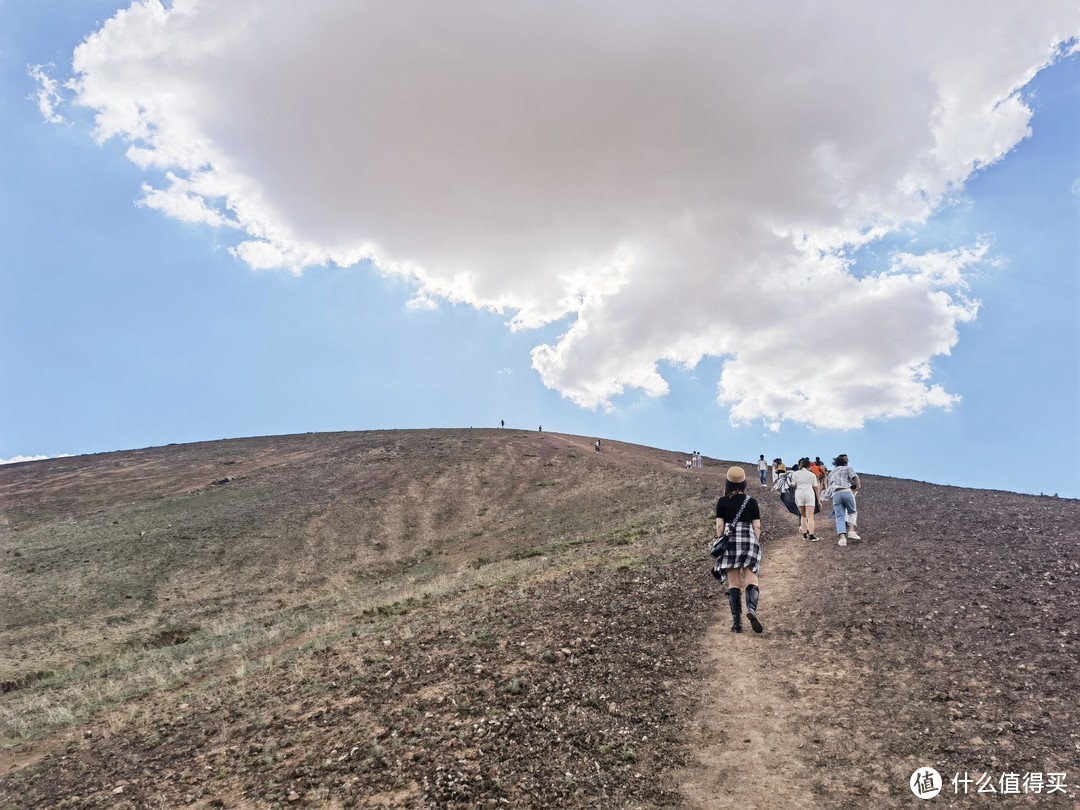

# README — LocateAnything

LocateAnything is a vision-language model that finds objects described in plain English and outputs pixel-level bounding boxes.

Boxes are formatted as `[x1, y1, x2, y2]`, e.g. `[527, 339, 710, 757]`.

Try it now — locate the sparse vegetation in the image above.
[2, 429, 1077, 809]
[502, 677, 525, 695]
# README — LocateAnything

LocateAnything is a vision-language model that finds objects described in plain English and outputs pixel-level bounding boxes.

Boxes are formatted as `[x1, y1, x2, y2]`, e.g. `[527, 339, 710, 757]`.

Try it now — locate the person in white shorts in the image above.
[791, 458, 820, 540]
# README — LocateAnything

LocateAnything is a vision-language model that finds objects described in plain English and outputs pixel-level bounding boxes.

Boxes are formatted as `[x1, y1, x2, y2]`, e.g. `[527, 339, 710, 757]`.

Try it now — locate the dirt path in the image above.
[675, 522, 820, 808]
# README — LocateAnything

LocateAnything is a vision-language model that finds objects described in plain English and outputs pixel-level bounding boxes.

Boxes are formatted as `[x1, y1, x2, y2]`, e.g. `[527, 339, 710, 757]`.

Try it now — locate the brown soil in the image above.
[1, 429, 1077, 808]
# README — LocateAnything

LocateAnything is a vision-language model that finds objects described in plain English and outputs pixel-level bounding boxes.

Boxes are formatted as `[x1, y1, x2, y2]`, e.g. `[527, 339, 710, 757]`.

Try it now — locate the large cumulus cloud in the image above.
[43, 0, 1080, 427]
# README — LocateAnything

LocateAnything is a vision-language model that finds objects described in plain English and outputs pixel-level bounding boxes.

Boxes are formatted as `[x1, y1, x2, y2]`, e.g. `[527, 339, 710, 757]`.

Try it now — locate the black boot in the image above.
[745, 584, 763, 633]
[727, 587, 742, 633]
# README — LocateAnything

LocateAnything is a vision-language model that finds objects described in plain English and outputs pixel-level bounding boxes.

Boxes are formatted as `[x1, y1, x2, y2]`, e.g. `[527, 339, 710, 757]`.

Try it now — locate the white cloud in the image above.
[138, 172, 240, 227]
[0, 454, 72, 465]
[0, 455, 49, 464]
[54, 0, 1080, 428]
[28, 64, 65, 123]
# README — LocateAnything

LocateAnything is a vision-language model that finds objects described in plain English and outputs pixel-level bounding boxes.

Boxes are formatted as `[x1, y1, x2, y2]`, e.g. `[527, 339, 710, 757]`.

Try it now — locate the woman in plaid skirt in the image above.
[714, 466, 764, 633]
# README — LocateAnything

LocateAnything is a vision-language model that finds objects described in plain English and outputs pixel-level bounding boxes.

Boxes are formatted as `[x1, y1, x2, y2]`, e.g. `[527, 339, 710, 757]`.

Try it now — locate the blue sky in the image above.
[2, 2, 1078, 498]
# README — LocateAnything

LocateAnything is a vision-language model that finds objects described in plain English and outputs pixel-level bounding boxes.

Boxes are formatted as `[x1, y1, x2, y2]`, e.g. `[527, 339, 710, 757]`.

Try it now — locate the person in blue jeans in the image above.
[822, 454, 861, 546]
[757, 454, 769, 486]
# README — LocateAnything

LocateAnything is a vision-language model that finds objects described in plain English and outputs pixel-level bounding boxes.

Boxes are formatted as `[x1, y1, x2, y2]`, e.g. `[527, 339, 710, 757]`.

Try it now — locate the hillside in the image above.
[1, 429, 1077, 808]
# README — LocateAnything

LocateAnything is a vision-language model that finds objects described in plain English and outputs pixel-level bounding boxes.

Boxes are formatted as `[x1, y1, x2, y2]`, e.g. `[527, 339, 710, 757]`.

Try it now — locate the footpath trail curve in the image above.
[675, 481, 821, 808]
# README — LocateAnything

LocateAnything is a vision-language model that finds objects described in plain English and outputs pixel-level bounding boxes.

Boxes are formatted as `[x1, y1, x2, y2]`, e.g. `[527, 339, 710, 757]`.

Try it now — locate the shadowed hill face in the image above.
[0, 429, 713, 682]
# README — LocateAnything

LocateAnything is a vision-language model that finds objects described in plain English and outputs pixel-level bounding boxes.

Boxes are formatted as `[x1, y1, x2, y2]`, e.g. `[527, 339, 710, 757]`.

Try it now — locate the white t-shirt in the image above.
[792, 468, 818, 492]
[758, 458, 768, 470]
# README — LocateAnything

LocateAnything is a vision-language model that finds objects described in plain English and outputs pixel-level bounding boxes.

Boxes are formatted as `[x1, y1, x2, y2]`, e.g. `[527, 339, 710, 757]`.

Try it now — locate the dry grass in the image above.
[4, 431, 1079, 808]
[1, 430, 698, 747]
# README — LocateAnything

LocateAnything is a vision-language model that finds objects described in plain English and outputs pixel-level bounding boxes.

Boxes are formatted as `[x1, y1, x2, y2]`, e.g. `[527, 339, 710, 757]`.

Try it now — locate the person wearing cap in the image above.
[713, 466, 765, 633]
[822, 453, 861, 546]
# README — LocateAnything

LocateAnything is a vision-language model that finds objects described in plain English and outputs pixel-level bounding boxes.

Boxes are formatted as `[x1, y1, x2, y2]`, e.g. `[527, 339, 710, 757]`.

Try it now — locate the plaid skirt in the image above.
[715, 522, 762, 573]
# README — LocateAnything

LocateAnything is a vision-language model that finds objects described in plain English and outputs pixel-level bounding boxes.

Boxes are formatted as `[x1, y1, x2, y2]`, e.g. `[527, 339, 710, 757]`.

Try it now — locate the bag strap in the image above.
[729, 494, 751, 526]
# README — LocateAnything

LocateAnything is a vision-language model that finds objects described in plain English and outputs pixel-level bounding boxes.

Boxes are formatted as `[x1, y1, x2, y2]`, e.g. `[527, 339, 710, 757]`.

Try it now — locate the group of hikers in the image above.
[761, 454, 861, 545]
[711, 453, 862, 634]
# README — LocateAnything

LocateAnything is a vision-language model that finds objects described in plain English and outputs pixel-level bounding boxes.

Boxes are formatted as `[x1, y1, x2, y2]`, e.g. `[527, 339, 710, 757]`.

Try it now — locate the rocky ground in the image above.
[1, 430, 1077, 808]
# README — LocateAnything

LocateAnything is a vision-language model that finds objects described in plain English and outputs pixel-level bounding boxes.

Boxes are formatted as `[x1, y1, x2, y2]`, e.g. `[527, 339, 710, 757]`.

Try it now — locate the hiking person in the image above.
[713, 467, 764, 634]
[758, 455, 769, 487]
[810, 457, 826, 490]
[823, 453, 861, 546]
[792, 458, 820, 541]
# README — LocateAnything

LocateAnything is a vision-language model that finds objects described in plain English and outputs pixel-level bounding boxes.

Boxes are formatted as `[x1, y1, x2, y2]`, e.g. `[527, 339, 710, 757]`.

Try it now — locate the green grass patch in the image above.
[502, 677, 526, 695]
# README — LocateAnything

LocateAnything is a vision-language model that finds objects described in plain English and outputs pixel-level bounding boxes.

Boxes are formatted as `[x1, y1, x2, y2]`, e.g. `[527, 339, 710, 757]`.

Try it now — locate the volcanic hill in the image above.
[1, 429, 1077, 808]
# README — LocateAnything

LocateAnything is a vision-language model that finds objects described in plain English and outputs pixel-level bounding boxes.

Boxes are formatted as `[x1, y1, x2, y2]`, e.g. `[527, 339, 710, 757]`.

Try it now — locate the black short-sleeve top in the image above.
[715, 494, 761, 524]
